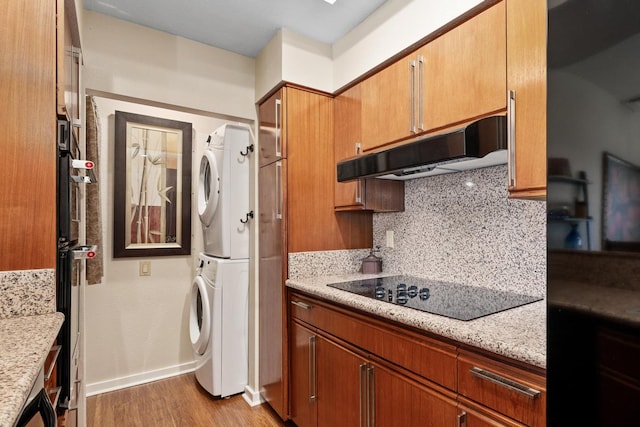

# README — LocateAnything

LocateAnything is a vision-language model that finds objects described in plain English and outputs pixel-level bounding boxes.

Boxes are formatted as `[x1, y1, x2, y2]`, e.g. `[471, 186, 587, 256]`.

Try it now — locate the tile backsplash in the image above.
[0, 269, 56, 319]
[289, 166, 546, 297]
[373, 165, 546, 297]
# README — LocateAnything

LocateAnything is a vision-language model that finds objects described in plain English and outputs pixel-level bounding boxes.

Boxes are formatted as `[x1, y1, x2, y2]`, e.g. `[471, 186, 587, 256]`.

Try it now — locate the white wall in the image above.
[83, 11, 256, 121]
[82, 11, 261, 395]
[547, 69, 640, 250]
[254, 0, 484, 99]
[332, 0, 483, 89]
[84, 97, 241, 393]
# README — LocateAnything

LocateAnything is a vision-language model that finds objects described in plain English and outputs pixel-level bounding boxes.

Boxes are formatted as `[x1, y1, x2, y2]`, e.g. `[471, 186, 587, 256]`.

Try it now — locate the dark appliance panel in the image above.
[547, 0, 640, 424]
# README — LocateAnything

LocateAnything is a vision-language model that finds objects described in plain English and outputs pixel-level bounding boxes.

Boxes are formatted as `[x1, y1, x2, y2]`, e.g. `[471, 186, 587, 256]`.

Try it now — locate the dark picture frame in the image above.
[114, 111, 192, 258]
[602, 152, 640, 252]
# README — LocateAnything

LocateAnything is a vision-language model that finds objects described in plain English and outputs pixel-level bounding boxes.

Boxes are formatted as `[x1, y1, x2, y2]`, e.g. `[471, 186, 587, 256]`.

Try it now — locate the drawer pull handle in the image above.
[291, 300, 313, 310]
[470, 367, 541, 399]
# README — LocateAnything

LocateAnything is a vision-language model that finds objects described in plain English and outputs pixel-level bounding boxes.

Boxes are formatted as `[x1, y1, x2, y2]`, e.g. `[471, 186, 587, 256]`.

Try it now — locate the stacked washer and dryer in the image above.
[190, 124, 252, 398]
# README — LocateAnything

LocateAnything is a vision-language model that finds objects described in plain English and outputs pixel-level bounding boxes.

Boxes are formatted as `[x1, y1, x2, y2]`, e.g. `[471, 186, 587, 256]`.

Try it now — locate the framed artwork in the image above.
[602, 152, 640, 252]
[114, 111, 192, 257]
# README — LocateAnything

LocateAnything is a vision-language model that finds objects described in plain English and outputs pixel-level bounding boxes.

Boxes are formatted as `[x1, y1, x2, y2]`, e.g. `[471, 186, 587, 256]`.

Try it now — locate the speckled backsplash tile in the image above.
[289, 249, 371, 279]
[0, 269, 56, 319]
[373, 166, 546, 297]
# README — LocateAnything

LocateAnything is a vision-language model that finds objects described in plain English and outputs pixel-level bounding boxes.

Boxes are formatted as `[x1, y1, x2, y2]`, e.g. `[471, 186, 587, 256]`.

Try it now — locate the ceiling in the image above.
[83, 0, 388, 58]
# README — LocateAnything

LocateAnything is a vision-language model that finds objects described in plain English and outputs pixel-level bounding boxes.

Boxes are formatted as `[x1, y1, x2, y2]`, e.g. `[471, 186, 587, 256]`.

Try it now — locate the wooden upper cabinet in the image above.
[419, 1, 506, 133]
[0, 0, 57, 271]
[334, 84, 405, 212]
[334, 85, 363, 207]
[259, 88, 287, 167]
[506, 0, 547, 199]
[360, 1, 506, 153]
[360, 54, 413, 152]
[57, 0, 81, 125]
[281, 86, 372, 252]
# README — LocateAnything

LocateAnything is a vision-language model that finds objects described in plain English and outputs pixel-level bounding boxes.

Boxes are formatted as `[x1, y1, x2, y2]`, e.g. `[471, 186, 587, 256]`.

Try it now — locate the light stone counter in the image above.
[287, 273, 546, 369]
[0, 313, 64, 427]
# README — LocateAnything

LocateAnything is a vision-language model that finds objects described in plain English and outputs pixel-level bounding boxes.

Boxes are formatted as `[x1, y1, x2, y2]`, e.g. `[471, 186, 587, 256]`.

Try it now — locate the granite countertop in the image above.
[549, 280, 640, 327]
[287, 273, 546, 369]
[0, 312, 64, 427]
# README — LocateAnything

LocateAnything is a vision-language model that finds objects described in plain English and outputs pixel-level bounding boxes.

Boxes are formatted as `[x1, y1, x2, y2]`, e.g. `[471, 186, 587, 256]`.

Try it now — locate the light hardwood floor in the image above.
[86, 373, 289, 426]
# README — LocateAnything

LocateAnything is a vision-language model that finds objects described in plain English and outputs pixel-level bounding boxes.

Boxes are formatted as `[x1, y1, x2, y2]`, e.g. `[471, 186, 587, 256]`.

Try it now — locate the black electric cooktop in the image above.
[327, 275, 542, 321]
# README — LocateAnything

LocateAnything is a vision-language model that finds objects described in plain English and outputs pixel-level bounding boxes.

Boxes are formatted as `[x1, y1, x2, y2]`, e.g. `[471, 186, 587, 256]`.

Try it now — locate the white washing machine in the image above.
[189, 253, 249, 397]
[198, 124, 251, 259]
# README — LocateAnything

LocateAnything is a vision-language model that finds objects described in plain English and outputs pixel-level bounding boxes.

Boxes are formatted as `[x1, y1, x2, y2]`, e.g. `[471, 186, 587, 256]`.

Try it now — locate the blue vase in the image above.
[564, 224, 583, 249]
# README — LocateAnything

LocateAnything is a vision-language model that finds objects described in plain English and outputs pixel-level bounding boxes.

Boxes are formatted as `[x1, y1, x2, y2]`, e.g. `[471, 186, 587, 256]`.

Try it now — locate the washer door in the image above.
[198, 149, 220, 227]
[189, 276, 211, 355]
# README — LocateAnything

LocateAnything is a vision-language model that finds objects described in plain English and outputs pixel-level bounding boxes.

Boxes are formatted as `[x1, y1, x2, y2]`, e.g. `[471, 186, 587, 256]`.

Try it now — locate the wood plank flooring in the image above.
[86, 373, 289, 426]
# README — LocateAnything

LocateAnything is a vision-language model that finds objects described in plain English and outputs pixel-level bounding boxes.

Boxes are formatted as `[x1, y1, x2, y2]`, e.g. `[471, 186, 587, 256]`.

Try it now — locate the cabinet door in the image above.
[335, 85, 405, 213]
[372, 363, 459, 427]
[259, 88, 286, 167]
[290, 322, 317, 427]
[0, 0, 57, 270]
[316, 336, 364, 427]
[420, 1, 506, 133]
[258, 160, 288, 420]
[506, 0, 546, 199]
[287, 87, 372, 251]
[334, 84, 364, 208]
[57, 0, 81, 124]
[361, 54, 414, 151]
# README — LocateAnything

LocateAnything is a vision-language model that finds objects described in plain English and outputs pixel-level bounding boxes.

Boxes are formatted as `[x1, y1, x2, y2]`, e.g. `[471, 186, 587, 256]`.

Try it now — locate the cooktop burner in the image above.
[327, 275, 542, 321]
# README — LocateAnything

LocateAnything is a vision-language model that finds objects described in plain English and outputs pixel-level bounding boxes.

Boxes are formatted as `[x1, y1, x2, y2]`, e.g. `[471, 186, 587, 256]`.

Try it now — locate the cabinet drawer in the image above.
[457, 351, 545, 426]
[290, 292, 457, 390]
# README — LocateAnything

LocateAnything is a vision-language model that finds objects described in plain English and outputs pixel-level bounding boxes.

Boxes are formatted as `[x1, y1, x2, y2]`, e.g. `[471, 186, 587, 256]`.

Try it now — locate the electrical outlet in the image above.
[139, 261, 151, 276]
[386, 230, 394, 248]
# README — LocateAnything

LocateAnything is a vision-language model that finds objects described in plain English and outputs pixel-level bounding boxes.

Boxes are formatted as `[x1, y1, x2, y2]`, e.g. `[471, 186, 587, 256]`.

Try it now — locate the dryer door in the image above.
[190, 275, 211, 355]
[198, 149, 220, 227]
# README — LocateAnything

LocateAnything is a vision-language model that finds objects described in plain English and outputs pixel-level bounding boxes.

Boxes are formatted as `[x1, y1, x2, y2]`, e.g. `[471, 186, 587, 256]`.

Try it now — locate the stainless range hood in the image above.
[337, 115, 507, 181]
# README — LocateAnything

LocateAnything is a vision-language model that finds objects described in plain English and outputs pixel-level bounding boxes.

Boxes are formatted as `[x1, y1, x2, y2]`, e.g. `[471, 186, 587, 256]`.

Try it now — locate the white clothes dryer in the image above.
[198, 124, 251, 259]
[189, 253, 249, 397]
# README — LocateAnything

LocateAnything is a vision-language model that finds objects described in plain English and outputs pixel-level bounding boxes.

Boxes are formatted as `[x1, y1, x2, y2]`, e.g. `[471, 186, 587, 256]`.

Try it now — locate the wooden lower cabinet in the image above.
[458, 400, 526, 427]
[373, 362, 458, 427]
[290, 320, 459, 427]
[289, 291, 546, 427]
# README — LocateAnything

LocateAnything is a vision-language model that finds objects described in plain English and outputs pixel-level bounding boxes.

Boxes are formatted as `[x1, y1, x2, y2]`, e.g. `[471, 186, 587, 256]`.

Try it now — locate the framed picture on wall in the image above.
[113, 111, 192, 257]
[602, 152, 640, 252]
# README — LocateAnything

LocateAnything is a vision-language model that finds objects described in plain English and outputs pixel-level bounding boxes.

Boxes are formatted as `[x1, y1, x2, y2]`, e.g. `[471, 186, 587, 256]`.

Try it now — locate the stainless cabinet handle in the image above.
[309, 336, 317, 402]
[417, 55, 424, 132]
[291, 300, 312, 310]
[507, 90, 516, 188]
[457, 411, 467, 427]
[354, 142, 363, 203]
[275, 161, 282, 219]
[409, 59, 416, 134]
[470, 366, 541, 399]
[359, 363, 367, 427]
[275, 98, 282, 157]
[368, 366, 375, 427]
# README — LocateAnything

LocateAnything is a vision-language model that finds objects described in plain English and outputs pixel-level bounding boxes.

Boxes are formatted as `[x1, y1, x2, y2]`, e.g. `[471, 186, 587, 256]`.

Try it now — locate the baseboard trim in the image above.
[242, 385, 264, 407]
[86, 361, 197, 396]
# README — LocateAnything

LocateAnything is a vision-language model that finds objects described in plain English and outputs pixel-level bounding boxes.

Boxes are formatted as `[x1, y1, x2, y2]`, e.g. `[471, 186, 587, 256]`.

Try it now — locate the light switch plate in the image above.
[139, 261, 151, 276]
